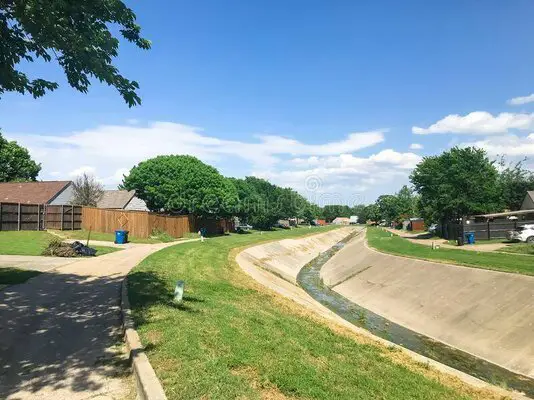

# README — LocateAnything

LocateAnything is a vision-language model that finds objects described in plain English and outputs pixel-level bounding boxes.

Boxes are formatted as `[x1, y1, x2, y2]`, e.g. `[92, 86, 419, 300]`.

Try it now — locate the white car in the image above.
[506, 224, 534, 243]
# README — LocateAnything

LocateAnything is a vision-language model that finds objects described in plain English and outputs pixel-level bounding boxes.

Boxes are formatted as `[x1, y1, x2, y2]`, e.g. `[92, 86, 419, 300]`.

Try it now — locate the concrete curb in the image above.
[121, 277, 168, 400]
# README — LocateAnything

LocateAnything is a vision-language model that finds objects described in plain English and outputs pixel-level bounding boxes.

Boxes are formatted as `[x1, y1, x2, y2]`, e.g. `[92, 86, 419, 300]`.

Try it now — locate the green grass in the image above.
[0, 231, 56, 255]
[128, 226, 479, 400]
[50, 229, 176, 244]
[498, 243, 534, 255]
[0, 231, 121, 257]
[0, 267, 41, 286]
[368, 227, 534, 275]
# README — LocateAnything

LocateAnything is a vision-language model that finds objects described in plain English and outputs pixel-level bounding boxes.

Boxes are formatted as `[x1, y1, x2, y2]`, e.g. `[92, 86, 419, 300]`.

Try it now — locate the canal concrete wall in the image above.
[320, 232, 534, 379]
[237, 227, 354, 283]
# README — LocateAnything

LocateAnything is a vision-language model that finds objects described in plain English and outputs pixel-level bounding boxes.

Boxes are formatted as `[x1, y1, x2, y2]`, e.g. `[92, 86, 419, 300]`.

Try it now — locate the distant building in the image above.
[409, 218, 425, 231]
[521, 191, 534, 210]
[332, 217, 350, 225]
[349, 215, 359, 224]
[96, 190, 149, 211]
[0, 181, 74, 205]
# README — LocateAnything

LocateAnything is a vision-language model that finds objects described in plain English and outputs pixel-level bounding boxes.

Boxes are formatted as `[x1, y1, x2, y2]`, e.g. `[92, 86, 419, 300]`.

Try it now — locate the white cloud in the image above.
[68, 166, 96, 177]
[508, 94, 534, 106]
[410, 143, 423, 150]
[459, 134, 534, 156]
[412, 111, 534, 135]
[6, 122, 386, 188]
[254, 150, 422, 204]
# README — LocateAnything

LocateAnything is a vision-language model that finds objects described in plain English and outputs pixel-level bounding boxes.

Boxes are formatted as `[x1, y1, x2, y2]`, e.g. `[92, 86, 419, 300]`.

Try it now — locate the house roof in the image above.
[475, 209, 534, 218]
[97, 190, 136, 209]
[0, 181, 71, 204]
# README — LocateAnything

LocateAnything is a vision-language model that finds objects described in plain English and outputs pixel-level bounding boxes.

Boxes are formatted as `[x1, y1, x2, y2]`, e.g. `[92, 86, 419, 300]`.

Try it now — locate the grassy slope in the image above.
[368, 227, 534, 275]
[499, 243, 534, 255]
[129, 227, 482, 400]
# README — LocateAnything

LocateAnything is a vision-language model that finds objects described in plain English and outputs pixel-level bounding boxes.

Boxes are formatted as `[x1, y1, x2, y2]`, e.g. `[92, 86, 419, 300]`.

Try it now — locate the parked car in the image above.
[506, 224, 534, 243]
[274, 222, 290, 229]
[235, 224, 253, 233]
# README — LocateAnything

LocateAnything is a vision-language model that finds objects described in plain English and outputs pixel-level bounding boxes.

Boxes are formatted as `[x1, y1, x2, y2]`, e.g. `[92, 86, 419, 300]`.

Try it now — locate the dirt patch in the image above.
[231, 366, 296, 400]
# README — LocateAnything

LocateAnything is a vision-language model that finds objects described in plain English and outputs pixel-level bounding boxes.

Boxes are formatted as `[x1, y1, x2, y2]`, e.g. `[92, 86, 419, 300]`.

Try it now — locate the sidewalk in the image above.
[0, 255, 77, 272]
[0, 238, 198, 400]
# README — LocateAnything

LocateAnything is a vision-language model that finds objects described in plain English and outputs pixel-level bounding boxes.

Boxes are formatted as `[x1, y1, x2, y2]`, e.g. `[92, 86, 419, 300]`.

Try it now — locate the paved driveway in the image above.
[0, 255, 77, 272]
[0, 239, 198, 400]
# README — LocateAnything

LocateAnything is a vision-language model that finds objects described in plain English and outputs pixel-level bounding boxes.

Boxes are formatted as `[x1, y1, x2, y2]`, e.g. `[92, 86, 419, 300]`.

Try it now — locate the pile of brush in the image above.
[42, 239, 97, 257]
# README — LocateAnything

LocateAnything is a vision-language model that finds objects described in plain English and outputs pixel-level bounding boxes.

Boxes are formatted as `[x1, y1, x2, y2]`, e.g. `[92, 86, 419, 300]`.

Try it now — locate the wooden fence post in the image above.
[17, 203, 21, 231]
[487, 221, 491, 240]
[60, 204, 64, 230]
[71, 206, 74, 230]
[37, 204, 40, 231]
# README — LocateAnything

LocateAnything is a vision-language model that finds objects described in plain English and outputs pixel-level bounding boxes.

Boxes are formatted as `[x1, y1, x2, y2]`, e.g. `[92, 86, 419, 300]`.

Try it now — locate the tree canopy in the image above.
[122, 155, 238, 217]
[322, 205, 353, 222]
[497, 157, 534, 211]
[1, 0, 150, 106]
[230, 177, 312, 229]
[0, 132, 41, 182]
[410, 147, 501, 222]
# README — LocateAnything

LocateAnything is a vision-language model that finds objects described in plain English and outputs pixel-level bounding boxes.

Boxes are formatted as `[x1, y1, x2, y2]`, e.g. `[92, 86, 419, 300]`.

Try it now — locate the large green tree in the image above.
[360, 204, 380, 223]
[228, 177, 264, 224]
[0, 132, 41, 181]
[322, 205, 352, 222]
[1, 0, 150, 106]
[376, 194, 399, 223]
[122, 155, 238, 217]
[239, 177, 285, 229]
[395, 185, 418, 219]
[497, 157, 534, 211]
[410, 147, 501, 223]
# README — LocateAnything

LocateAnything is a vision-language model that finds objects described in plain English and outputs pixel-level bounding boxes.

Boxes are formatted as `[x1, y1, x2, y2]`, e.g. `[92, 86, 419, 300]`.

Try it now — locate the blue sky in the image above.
[2, 0, 534, 204]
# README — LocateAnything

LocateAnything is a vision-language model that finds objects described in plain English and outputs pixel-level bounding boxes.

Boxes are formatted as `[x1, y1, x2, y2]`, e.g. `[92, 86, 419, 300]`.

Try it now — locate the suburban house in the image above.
[96, 190, 149, 211]
[0, 181, 74, 205]
[520, 191, 534, 210]
[332, 217, 350, 225]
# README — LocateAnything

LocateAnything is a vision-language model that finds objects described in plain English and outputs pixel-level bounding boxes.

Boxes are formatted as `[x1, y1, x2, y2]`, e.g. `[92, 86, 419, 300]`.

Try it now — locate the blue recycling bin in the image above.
[115, 230, 129, 244]
[465, 232, 475, 245]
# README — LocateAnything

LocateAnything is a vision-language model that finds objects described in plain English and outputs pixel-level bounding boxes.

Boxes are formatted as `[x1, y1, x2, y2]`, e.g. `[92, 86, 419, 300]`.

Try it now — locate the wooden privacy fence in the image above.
[0, 202, 82, 231]
[438, 219, 534, 240]
[81, 207, 234, 239]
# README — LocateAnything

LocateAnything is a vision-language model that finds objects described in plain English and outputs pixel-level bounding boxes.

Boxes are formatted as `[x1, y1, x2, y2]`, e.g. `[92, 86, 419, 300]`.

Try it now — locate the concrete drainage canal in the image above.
[296, 232, 534, 398]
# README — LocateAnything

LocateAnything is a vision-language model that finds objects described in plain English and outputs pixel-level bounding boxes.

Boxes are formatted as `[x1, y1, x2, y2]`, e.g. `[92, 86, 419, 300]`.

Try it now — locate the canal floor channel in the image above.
[296, 231, 534, 398]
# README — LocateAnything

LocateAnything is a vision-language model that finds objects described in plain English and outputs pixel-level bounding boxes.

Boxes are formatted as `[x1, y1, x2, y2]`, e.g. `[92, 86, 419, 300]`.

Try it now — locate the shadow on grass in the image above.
[0, 268, 41, 285]
[128, 271, 204, 325]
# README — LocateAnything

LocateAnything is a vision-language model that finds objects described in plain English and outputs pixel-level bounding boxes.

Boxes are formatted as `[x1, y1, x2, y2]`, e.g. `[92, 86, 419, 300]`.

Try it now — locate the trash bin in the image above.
[457, 235, 464, 246]
[115, 230, 129, 244]
[465, 232, 475, 245]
